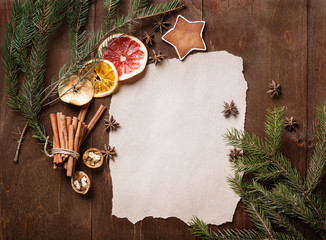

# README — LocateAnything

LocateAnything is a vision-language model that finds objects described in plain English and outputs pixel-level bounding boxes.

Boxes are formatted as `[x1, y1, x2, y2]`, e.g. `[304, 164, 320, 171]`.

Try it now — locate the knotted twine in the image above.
[44, 136, 80, 159]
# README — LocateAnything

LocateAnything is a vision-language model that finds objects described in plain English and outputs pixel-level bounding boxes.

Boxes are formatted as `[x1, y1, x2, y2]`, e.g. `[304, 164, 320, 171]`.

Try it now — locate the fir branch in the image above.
[136, 0, 182, 20]
[13, 123, 28, 163]
[193, 105, 326, 240]
[271, 232, 305, 240]
[189, 216, 220, 240]
[2, 0, 24, 111]
[273, 182, 326, 235]
[67, 0, 90, 62]
[228, 174, 276, 240]
[104, 0, 120, 31]
[264, 106, 284, 154]
[14, 0, 35, 71]
[251, 181, 305, 239]
[41, 0, 183, 106]
[189, 216, 266, 240]
[224, 128, 269, 159]
[4, 0, 183, 163]
[132, 0, 148, 14]
[225, 126, 304, 191]
[273, 183, 317, 225]
[232, 155, 271, 173]
[2, 0, 35, 162]
[254, 167, 282, 182]
[305, 103, 326, 192]
[19, 0, 67, 142]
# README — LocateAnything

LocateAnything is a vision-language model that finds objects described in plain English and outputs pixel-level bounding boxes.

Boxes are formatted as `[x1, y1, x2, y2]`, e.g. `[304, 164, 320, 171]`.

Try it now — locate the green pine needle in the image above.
[3, 0, 184, 163]
[189, 216, 267, 240]
[192, 105, 326, 239]
[305, 103, 326, 192]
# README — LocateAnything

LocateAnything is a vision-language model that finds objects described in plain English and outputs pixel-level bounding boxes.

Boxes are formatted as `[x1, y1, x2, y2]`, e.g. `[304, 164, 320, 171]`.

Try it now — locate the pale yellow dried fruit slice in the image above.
[80, 59, 118, 98]
[58, 75, 94, 106]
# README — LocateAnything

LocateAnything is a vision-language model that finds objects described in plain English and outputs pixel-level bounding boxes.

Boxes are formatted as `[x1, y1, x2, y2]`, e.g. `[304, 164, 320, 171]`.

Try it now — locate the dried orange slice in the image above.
[80, 59, 118, 98]
[58, 75, 94, 106]
[98, 33, 148, 81]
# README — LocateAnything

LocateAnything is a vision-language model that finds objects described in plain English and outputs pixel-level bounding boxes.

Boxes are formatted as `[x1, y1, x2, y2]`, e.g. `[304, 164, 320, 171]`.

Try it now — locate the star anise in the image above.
[153, 16, 170, 34]
[149, 50, 167, 66]
[284, 116, 298, 132]
[267, 80, 281, 98]
[222, 100, 239, 118]
[104, 115, 120, 131]
[142, 32, 154, 45]
[228, 148, 242, 162]
[101, 144, 117, 161]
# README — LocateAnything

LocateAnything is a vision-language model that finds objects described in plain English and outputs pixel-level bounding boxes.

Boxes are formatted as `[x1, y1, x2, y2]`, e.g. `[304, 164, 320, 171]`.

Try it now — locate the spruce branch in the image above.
[228, 174, 276, 240]
[2, 0, 24, 111]
[19, 0, 67, 143]
[264, 106, 284, 154]
[225, 128, 304, 191]
[232, 155, 271, 173]
[189, 216, 266, 240]
[189, 216, 220, 240]
[104, 0, 120, 31]
[251, 181, 305, 239]
[67, 0, 90, 62]
[13, 123, 28, 163]
[193, 105, 326, 239]
[40, 0, 183, 106]
[3, 0, 184, 164]
[272, 183, 320, 228]
[14, 0, 35, 71]
[305, 103, 326, 192]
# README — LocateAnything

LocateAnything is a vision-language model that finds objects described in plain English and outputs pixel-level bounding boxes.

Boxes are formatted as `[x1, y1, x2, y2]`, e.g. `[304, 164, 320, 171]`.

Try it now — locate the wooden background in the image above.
[0, 0, 325, 239]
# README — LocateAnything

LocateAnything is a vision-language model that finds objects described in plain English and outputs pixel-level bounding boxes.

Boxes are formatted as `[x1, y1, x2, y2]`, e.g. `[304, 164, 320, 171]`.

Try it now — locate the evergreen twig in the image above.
[191, 105, 326, 239]
[13, 123, 28, 163]
[3, 0, 184, 163]
[40, 0, 183, 106]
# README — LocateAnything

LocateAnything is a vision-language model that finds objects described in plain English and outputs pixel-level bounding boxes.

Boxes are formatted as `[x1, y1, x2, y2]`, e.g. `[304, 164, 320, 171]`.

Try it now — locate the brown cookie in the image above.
[162, 15, 206, 60]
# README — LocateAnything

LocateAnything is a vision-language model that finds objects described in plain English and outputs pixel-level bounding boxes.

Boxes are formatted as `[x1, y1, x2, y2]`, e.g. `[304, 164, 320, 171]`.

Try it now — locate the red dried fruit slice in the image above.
[98, 33, 148, 81]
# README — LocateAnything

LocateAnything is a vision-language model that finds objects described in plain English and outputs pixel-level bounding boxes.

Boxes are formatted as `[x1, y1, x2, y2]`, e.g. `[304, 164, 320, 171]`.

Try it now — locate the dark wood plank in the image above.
[306, 0, 326, 239]
[203, 0, 308, 236]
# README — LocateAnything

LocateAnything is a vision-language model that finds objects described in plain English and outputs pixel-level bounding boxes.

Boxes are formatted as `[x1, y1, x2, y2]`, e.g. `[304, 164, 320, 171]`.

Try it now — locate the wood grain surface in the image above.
[0, 0, 325, 239]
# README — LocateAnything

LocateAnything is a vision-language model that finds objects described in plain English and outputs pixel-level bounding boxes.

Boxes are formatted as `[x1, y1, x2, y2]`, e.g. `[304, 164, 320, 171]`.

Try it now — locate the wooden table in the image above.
[0, 0, 325, 239]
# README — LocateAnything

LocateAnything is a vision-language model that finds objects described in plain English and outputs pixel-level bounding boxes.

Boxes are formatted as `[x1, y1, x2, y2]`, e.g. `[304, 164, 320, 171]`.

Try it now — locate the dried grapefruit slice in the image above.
[58, 75, 94, 106]
[98, 33, 148, 81]
[80, 59, 118, 98]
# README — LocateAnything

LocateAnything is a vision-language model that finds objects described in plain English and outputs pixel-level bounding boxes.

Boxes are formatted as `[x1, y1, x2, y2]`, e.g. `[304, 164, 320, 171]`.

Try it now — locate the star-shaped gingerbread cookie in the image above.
[162, 15, 206, 60]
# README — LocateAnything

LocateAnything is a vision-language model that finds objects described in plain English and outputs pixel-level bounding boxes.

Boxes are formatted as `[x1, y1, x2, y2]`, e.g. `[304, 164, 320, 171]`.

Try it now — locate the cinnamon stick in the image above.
[49, 113, 62, 164]
[73, 122, 82, 173]
[82, 104, 106, 142]
[66, 125, 75, 177]
[78, 102, 90, 122]
[74, 122, 82, 152]
[79, 123, 87, 146]
[66, 116, 72, 129]
[72, 116, 78, 131]
[57, 112, 65, 158]
[60, 115, 68, 159]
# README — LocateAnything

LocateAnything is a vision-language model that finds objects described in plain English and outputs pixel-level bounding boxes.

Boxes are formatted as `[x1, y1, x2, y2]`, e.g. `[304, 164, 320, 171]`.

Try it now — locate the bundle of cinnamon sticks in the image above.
[49, 103, 106, 176]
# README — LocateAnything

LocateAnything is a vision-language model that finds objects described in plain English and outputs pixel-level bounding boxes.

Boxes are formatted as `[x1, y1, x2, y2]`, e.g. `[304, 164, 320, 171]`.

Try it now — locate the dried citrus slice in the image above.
[58, 75, 94, 106]
[98, 33, 148, 81]
[80, 59, 118, 98]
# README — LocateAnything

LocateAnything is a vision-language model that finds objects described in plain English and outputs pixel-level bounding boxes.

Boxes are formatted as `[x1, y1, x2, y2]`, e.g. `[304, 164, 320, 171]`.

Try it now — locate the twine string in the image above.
[44, 136, 80, 159]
